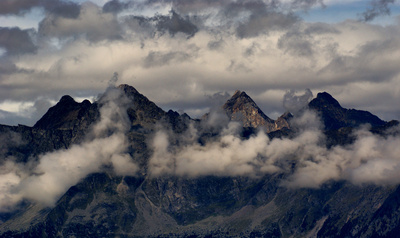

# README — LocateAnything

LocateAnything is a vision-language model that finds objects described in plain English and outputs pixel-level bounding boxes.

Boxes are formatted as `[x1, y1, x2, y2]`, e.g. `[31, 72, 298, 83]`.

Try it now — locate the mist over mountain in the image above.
[0, 84, 400, 237]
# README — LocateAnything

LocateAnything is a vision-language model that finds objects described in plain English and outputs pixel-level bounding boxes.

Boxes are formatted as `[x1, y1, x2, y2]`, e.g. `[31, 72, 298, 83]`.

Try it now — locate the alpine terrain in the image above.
[0, 84, 399, 238]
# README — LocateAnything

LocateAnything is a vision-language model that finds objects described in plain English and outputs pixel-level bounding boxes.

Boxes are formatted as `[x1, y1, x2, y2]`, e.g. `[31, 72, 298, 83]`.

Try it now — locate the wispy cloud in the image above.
[0, 86, 138, 210]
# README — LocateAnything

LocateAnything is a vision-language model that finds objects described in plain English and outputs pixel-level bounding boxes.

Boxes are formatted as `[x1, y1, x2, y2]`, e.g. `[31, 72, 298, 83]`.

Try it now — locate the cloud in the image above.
[283, 89, 313, 115]
[360, 0, 396, 22]
[102, 0, 131, 14]
[278, 30, 314, 57]
[0, 0, 80, 18]
[20, 133, 130, 206]
[0, 27, 37, 55]
[154, 10, 199, 37]
[0, 0, 400, 125]
[236, 11, 299, 38]
[0, 87, 138, 210]
[148, 107, 400, 189]
[38, 2, 121, 42]
[290, 0, 326, 10]
[143, 50, 194, 68]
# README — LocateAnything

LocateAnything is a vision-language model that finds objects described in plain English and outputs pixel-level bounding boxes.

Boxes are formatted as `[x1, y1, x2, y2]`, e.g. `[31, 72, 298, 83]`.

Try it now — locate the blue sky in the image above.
[0, 0, 400, 125]
[301, 1, 400, 24]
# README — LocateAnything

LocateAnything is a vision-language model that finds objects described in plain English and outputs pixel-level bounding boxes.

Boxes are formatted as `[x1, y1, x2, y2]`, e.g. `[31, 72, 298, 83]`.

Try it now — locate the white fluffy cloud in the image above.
[149, 110, 400, 188]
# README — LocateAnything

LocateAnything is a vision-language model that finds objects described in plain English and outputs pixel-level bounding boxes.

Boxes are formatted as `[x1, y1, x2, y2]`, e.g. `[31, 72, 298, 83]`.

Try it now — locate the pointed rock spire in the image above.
[222, 90, 290, 133]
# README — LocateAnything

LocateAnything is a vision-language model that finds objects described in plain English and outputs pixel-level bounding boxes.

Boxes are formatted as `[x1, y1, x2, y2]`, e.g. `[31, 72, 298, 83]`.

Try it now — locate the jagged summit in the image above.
[312, 92, 342, 108]
[117, 83, 140, 95]
[34, 95, 94, 130]
[222, 90, 289, 132]
[116, 84, 166, 126]
[309, 91, 386, 130]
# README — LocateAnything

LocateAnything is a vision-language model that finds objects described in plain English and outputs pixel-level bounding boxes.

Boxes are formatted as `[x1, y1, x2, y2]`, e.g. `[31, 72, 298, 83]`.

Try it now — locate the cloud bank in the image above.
[0, 87, 138, 211]
[149, 109, 400, 189]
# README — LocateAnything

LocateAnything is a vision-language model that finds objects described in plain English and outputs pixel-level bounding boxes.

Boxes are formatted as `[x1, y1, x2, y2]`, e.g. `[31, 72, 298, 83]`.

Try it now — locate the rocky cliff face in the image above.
[222, 90, 291, 133]
[308, 92, 386, 130]
[0, 85, 399, 238]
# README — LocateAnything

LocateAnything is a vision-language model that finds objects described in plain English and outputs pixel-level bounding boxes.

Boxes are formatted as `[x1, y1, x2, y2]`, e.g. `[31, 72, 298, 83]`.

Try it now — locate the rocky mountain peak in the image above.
[34, 95, 94, 130]
[59, 95, 76, 104]
[115, 84, 167, 127]
[222, 90, 290, 132]
[311, 92, 342, 109]
[117, 84, 140, 96]
[227, 90, 257, 107]
[309, 92, 385, 130]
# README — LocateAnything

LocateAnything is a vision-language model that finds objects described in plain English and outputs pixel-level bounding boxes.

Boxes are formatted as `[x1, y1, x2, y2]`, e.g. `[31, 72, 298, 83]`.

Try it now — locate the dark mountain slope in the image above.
[1, 85, 400, 237]
[34, 95, 96, 131]
[309, 92, 386, 130]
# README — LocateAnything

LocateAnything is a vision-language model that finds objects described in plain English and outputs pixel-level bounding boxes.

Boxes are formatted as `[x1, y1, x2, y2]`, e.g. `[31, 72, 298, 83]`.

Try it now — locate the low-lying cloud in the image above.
[149, 108, 400, 189]
[1, 88, 400, 213]
[0, 86, 138, 211]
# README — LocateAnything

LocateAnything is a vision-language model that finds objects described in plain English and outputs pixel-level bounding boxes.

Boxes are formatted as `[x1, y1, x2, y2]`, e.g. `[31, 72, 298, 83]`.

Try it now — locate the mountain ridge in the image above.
[1, 84, 399, 238]
[309, 91, 386, 130]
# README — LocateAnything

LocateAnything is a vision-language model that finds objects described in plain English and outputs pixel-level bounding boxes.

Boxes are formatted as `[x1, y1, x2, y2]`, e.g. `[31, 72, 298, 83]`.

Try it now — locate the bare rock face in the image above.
[222, 90, 291, 133]
[308, 92, 386, 130]
[117, 84, 166, 127]
[34, 95, 98, 131]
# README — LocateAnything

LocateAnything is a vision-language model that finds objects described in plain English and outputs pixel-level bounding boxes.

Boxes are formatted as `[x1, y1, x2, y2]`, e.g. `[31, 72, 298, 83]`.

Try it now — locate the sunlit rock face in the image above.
[223, 90, 291, 133]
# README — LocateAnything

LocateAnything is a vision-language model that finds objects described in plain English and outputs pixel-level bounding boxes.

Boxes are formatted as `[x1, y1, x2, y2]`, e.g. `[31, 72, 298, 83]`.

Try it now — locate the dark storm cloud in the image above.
[360, 0, 396, 22]
[142, 0, 325, 14]
[154, 10, 198, 37]
[136, 0, 324, 38]
[0, 59, 18, 75]
[102, 0, 131, 14]
[278, 30, 314, 57]
[47, 0, 81, 19]
[0, 0, 41, 15]
[122, 10, 198, 38]
[0, 27, 37, 56]
[0, 0, 80, 19]
[304, 22, 340, 35]
[122, 16, 156, 38]
[236, 11, 299, 38]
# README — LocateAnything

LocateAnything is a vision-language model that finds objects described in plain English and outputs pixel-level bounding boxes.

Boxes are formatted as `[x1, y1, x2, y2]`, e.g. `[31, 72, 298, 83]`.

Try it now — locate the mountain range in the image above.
[0, 84, 399, 237]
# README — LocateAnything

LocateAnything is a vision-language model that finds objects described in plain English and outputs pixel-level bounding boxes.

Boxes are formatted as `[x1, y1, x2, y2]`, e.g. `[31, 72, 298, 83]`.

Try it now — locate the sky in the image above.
[1, 0, 400, 126]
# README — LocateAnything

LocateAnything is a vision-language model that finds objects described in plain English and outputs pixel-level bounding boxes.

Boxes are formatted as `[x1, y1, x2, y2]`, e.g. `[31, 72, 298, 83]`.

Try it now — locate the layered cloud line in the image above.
[149, 110, 400, 189]
[0, 88, 138, 211]
[0, 86, 400, 213]
[0, 0, 400, 126]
